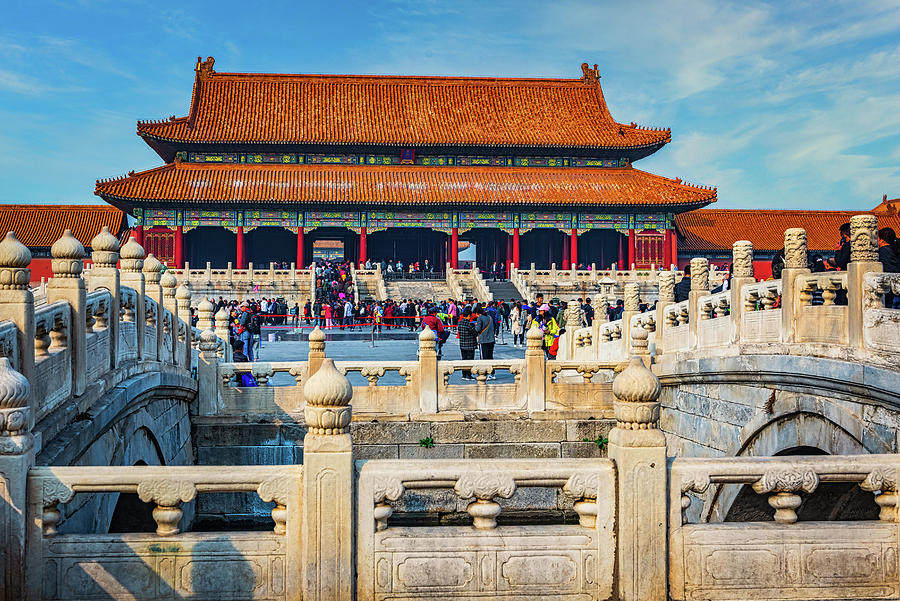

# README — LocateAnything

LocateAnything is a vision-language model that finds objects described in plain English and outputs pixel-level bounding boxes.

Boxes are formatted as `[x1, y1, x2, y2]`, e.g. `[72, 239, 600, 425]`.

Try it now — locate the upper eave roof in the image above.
[95, 161, 716, 209]
[136, 59, 671, 151]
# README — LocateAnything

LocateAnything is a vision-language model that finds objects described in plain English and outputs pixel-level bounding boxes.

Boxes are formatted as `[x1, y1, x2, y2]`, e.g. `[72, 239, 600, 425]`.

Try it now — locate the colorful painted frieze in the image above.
[145, 209, 177, 227]
[184, 210, 239, 228]
[634, 213, 670, 232]
[244, 211, 298, 228]
[305, 211, 360, 229]
[367, 212, 453, 229]
[458, 212, 517, 230]
[521, 212, 574, 230]
[578, 213, 631, 231]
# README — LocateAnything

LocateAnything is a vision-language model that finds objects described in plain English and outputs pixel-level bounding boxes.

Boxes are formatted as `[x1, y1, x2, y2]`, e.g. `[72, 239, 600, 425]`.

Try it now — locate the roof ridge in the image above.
[96, 163, 175, 187]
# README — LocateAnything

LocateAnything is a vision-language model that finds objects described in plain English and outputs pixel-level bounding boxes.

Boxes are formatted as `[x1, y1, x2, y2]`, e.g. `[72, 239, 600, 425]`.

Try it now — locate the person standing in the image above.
[457, 307, 477, 380]
[237, 301, 255, 362]
[879, 227, 900, 308]
[473, 305, 496, 378]
[583, 297, 595, 326]
[510, 301, 523, 346]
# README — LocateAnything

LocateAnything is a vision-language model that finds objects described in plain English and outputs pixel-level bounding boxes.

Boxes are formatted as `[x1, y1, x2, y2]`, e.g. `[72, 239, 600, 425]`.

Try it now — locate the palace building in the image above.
[95, 57, 717, 269]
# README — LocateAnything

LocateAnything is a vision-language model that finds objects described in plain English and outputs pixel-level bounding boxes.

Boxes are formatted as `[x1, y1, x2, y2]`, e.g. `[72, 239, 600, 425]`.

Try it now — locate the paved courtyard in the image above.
[257, 328, 525, 386]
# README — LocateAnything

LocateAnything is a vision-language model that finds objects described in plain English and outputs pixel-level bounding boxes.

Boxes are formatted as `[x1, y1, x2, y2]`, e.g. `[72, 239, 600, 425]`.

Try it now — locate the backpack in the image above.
[240, 373, 259, 387]
[248, 314, 262, 335]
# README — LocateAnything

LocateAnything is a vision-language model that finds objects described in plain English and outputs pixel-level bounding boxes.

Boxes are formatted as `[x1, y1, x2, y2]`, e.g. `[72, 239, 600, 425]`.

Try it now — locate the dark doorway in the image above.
[185, 227, 237, 269]
[368, 228, 447, 268]
[306, 227, 358, 264]
[724, 447, 879, 522]
[458, 229, 507, 269]
[246, 227, 296, 267]
[519, 229, 565, 269]
[579, 230, 621, 270]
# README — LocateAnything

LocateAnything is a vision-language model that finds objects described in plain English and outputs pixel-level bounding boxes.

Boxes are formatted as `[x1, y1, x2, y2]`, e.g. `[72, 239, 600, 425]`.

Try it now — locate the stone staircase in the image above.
[355, 278, 380, 301]
[486, 279, 524, 302]
[385, 279, 452, 301]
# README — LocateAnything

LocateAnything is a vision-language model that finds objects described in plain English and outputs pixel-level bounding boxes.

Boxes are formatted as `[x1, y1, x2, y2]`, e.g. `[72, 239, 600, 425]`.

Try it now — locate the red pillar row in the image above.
[296, 227, 305, 268]
[450, 227, 459, 269]
[512, 228, 520, 269]
[570, 228, 578, 268]
[174, 226, 184, 269]
[627, 229, 636, 269]
[359, 227, 367, 266]
[671, 228, 679, 268]
[236, 226, 245, 269]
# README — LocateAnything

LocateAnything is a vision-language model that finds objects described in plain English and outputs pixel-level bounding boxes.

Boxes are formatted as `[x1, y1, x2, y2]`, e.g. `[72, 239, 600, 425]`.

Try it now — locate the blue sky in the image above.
[1, 0, 899, 210]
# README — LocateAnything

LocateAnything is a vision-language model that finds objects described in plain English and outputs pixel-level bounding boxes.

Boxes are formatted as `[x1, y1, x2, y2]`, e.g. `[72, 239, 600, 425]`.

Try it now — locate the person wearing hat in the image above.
[237, 301, 255, 361]
[473, 305, 496, 377]
[538, 304, 559, 359]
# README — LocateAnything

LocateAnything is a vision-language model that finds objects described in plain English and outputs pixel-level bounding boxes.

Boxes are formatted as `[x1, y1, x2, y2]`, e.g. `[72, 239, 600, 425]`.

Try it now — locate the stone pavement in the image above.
[257, 329, 526, 386]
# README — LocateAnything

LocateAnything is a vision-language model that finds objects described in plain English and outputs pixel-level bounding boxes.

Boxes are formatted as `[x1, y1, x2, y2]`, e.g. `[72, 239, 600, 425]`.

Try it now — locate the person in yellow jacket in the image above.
[537, 304, 559, 359]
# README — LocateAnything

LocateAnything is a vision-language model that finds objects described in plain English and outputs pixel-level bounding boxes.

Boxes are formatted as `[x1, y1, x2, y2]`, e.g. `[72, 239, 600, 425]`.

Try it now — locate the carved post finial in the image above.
[784, 228, 807, 269]
[161, 271, 177, 299]
[690, 258, 709, 291]
[119, 235, 145, 273]
[303, 358, 352, 435]
[89, 226, 120, 268]
[658, 271, 675, 303]
[142, 253, 163, 285]
[196, 298, 215, 330]
[732, 240, 753, 278]
[623, 283, 639, 312]
[0, 357, 32, 455]
[0, 232, 31, 290]
[175, 281, 192, 303]
[850, 214, 878, 263]
[418, 324, 436, 352]
[612, 356, 661, 430]
[526, 321, 543, 352]
[50, 229, 85, 278]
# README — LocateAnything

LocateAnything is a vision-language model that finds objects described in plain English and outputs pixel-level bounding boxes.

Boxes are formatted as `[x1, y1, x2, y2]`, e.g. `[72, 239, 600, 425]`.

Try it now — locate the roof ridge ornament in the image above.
[196, 56, 215, 78]
[580, 62, 600, 85]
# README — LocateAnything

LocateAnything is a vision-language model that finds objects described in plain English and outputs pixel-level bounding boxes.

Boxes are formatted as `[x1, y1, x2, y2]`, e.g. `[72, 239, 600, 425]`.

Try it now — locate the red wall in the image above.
[29, 258, 95, 285]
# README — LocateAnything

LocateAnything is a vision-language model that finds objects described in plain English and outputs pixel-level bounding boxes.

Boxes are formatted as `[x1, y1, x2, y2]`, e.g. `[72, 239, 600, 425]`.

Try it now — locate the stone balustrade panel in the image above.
[33, 300, 73, 421]
[143, 297, 159, 361]
[696, 290, 733, 348]
[662, 301, 692, 352]
[84, 291, 112, 382]
[438, 360, 524, 411]
[27, 465, 302, 601]
[546, 361, 615, 411]
[357, 458, 616, 601]
[669, 454, 900, 601]
[337, 362, 419, 415]
[117, 287, 139, 362]
[794, 273, 850, 345]
[740, 281, 783, 343]
[863, 272, 900, 353]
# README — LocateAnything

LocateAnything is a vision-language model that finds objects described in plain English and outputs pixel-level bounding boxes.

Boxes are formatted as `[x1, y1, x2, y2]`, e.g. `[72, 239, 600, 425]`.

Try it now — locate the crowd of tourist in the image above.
[362, 258, 440, 279]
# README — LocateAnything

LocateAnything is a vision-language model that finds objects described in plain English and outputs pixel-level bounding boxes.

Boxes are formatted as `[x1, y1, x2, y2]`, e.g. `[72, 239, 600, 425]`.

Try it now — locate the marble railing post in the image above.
[225, 262, 233, 287]
[525, 324, 546, 411]
[621, 282, 640, 353]
[248, 262, 255, 288]
[655, 271, 675, 354]
[175, 281, 193, 369]
[0, 233, 35, 426]
[608, 357, 667, 601]
[143, 254, 164, 361]
[161, 271, 178, 365]
[197, 329, 219, 415]
[848, 215, 882, 348]
[196, 298, 215, 331]
[564, 302, 584, 359]
[730, 241, 755, 343]
[268, 262, 276, 287]
[119, 236, 146, 360]
[86, 227, 120, 369]
[301, 359, 353, 601]
[417, 326, 438, 414]
[46, 230, 87, 396]
[781, 229, 810, 343]
[214, 306, 232, 362]
[0, 360, 33, 599]
[688, 258, 709, 348]
[205, 262, 212, 285]
[307, 326, 326, 378]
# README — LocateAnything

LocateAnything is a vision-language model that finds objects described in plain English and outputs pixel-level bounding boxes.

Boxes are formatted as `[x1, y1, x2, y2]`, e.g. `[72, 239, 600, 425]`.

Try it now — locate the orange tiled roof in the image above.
[0, 204, 127, 248]
[676, 209, 900, 252]
[136, 60, 670, 150]
[95, 162, 716, 208]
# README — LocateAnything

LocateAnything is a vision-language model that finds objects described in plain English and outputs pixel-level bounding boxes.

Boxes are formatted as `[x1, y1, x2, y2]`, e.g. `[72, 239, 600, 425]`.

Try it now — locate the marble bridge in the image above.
[0, 214, 898, 600]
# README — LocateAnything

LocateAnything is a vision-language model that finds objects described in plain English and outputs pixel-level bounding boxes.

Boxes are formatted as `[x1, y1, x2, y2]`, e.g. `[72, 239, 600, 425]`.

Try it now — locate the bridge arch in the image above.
[703, 411, 886, 523]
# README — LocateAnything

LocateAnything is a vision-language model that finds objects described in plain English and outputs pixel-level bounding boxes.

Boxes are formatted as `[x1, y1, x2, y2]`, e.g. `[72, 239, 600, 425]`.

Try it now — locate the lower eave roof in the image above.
[0, 204, 127, 249]
[95, 162, 716, 209]
[676, 209, 900, 252]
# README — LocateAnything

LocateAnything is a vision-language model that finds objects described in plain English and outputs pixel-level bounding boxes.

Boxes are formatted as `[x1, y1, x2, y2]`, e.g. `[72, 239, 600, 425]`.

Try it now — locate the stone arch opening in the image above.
[704, 412, 885, 522]
[108, 460, 157, 533]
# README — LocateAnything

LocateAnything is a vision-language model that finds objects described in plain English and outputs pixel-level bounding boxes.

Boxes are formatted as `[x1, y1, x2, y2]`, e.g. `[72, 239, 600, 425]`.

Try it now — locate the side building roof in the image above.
[137, 58, 671, 158]
[676, 208, 900, 253]
[0, 204, 127, 249]
[95, 161, 716, 210]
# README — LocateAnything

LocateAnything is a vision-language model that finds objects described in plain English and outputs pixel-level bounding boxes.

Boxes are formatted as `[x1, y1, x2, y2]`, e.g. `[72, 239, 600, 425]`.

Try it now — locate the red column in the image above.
[512, 228, 520, 269]
[174, 226, 184, 268]
[627, 229, 636, 268]
[505, 234, 513, 275]
[561, 232, 570, 268]
[134, 225, 143, 247]
[359, 227, 367, 266]
[570, 228, 578, 268]
[296, 227, 304, 268]
[663, 229, 672, 268]
[617, 232, 625, 268]
[236, 226, 245, 269]
[670, 228, 678, 269]
[450, 227, 459, 269]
